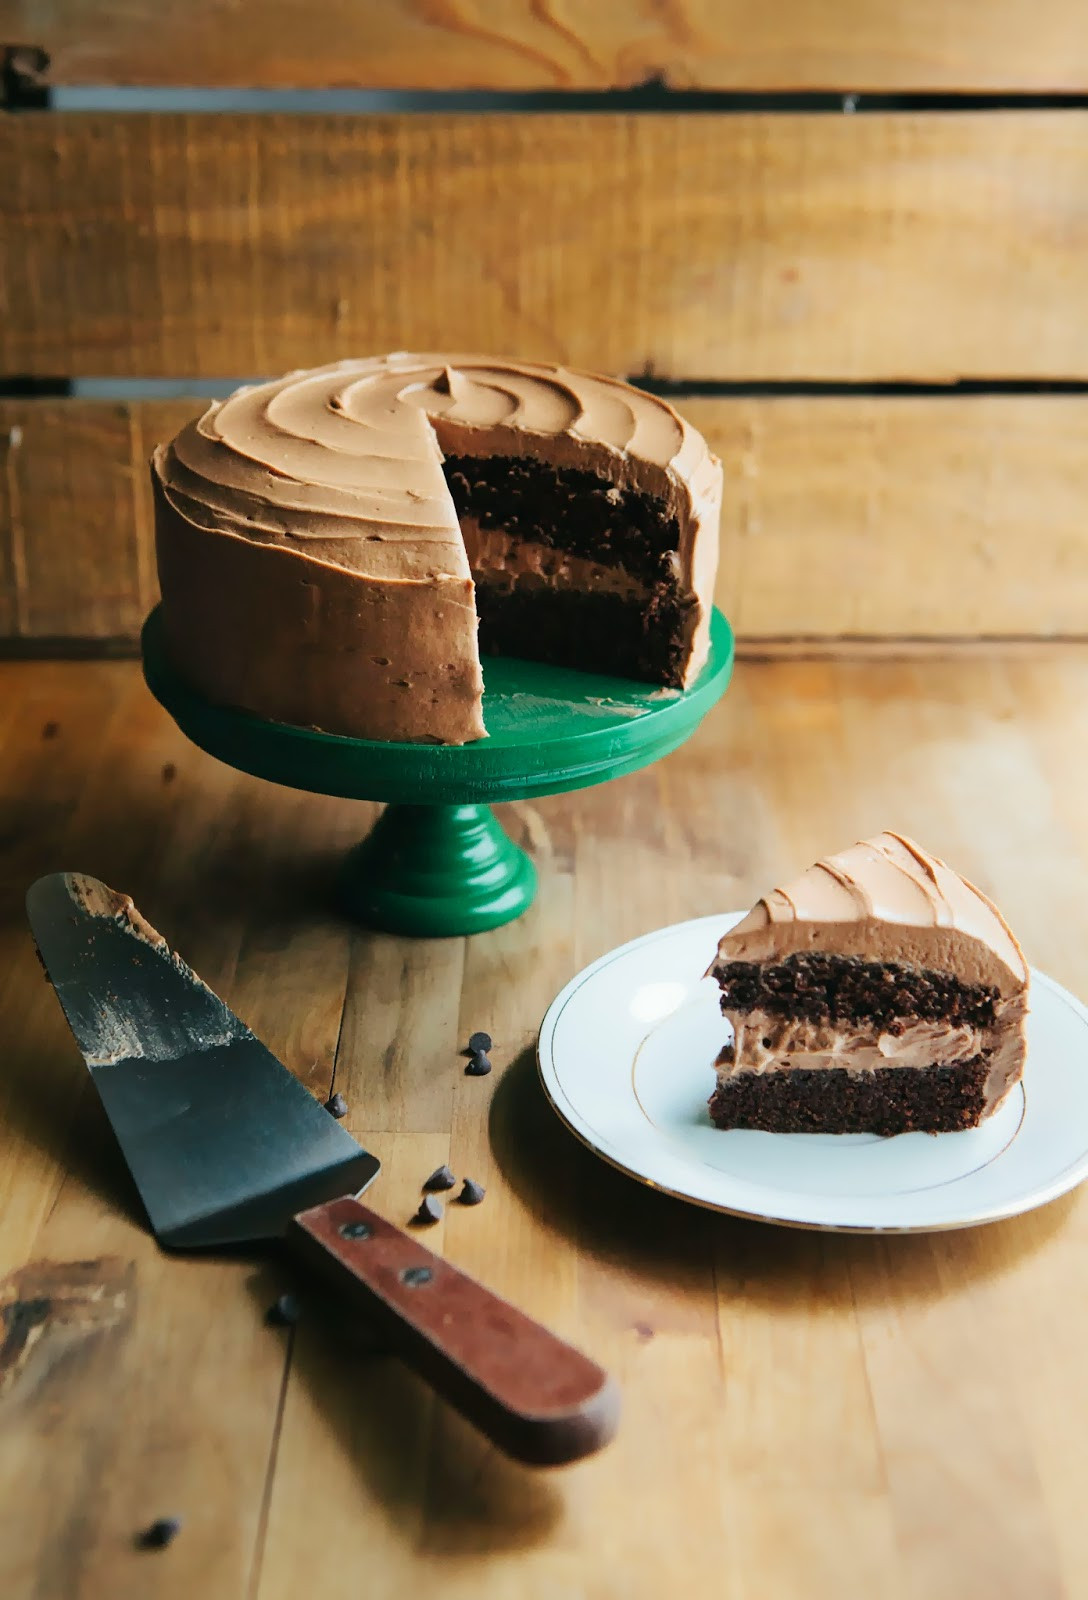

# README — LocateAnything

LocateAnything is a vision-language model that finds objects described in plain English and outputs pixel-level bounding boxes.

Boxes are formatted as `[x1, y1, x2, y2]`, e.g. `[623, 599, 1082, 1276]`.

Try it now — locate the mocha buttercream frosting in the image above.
[152, 354, 722, 744]
[708, 833, 1029, 1115]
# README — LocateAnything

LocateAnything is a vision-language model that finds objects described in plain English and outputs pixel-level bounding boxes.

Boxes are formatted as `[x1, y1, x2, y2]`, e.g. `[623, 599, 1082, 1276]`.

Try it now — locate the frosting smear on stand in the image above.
[152, 354, 722, 745]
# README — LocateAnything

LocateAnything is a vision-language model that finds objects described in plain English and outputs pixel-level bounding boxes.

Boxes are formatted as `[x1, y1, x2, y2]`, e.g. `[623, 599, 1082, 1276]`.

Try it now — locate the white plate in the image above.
[537, 914, 1088, 1232]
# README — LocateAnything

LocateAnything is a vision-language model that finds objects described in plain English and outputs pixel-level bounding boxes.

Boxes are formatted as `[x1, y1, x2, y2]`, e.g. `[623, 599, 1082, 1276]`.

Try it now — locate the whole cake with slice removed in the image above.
[706, 833, 1029, 1135]
[151, 354, 722, 746]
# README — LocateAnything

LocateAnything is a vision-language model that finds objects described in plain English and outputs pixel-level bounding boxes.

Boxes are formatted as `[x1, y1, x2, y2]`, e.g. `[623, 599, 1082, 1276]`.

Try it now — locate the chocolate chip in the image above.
[137, 1517, 183, 1550]
[41, 720, 59, 740]
[161, 762, 177, 784]
[265, 1293, 301, 1327]
[458, 1178, 485, 1206]
[4, 46, 51, 90]
[467, 1031, 492, 1055]
[413, 1195, 443, 1226]
[423, 1164, 456, 1192]
[324, 1092, 348, 1119]
[465, 1053, 491, 1077]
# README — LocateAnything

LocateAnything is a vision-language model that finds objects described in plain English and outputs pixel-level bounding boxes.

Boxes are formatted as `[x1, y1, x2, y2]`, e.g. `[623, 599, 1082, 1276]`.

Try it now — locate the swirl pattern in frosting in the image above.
[155, 353, 720, 578]
[711, 831, 1026, 989]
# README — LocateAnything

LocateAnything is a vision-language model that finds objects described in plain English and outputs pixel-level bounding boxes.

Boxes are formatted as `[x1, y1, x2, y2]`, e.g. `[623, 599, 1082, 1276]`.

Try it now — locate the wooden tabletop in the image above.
[3, 649, 1088, 1600]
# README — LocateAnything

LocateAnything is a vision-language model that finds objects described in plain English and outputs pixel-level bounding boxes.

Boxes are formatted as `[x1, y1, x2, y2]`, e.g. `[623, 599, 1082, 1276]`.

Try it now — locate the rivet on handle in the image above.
[400, 1266, 434, 1287]
[340, 1220, 373, 1240]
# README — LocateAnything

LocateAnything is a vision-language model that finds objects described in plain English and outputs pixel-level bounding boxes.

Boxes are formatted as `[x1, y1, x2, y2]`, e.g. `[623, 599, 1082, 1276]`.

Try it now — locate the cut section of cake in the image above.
[706, 833, 1028, 1135]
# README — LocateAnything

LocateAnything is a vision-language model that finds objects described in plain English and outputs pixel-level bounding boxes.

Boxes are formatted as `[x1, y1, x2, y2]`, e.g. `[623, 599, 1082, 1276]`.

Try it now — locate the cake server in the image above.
[25, 871, 618, 1466]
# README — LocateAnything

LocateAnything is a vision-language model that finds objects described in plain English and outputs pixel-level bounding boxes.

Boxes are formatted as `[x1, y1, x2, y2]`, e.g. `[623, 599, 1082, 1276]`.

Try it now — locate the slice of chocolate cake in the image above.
[706, 833, 1029, 1136]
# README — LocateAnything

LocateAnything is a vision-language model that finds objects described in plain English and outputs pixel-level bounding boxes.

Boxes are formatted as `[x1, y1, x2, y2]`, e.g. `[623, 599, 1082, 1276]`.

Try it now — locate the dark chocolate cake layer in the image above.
[474, 582, 696, 686]
[708, 1056, 991, 1136]
[444, 454, 683, 584]
[714, 953, 999, 1031]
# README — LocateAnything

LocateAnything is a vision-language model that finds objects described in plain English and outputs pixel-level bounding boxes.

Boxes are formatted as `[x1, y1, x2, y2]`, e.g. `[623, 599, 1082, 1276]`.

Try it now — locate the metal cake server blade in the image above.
[25, 872, 379, 1249]
[26, 873, 618, 1465]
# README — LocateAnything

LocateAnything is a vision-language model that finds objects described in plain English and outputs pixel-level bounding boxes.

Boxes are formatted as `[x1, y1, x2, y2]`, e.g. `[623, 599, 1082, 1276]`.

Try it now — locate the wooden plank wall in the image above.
[3, 396, 1087, 646]
[8, 0, 1088, 91]
[4, 112, 1088, 381]
[1, 3, 1086, 649]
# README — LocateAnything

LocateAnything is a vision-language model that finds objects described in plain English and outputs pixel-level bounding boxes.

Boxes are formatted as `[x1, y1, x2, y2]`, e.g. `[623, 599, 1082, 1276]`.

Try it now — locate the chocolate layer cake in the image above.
[706, 833, 1029, 1136]
[151, 355, 722, 744]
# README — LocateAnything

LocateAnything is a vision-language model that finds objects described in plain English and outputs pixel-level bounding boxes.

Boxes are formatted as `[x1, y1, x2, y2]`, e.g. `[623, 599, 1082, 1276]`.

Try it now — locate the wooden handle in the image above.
[287, 1195, 619, 1466]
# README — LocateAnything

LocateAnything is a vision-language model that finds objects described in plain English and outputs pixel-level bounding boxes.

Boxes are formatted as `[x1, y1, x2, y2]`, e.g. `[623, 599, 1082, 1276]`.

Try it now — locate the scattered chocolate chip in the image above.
[265, 1292, 302, 1327]
[423, 1164, 456, 1192]
[413, 1195, 443, 1226]
[458, 1178, 485, 1206]
[467, 1031, 492, 1055]
[324, 1092, 348, 1119]
[41, 720, 59, 740]
[161, 762, 177, 784]
[465, 1053, 491, 1077]
[137, 1517, 183, 1550]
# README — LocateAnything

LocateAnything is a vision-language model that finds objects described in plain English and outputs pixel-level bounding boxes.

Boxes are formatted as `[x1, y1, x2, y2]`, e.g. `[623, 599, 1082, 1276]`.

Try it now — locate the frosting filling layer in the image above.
[717, 1010, 986, 1077]
[462, 522, 650, 602]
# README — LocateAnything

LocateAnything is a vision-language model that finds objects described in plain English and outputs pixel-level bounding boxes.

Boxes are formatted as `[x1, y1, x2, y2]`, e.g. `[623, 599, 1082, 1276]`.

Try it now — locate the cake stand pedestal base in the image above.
[141, 606, 734, 938]
[340, 803, 537, 938]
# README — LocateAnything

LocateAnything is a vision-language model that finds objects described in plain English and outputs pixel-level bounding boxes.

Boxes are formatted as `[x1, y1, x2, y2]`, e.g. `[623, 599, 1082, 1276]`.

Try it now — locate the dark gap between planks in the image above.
[6, 378, 1088, 401]
[7, 59, 1088, 114]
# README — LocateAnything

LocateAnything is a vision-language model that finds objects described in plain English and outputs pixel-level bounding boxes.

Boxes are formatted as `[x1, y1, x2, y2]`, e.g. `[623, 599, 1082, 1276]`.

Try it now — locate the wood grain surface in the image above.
[0, 400, 179, 640]
[2, 650, 1088, 1597]
[5, 112, 1088, 381]
[7, 0, 1088, 91]
[3, 394, 1087, 646]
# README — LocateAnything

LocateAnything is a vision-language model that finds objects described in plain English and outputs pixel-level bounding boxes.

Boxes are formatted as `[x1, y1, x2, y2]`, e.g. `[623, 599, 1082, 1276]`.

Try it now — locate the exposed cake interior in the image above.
[442, 450, 698, 686]
[710, 953, 1009, 1134]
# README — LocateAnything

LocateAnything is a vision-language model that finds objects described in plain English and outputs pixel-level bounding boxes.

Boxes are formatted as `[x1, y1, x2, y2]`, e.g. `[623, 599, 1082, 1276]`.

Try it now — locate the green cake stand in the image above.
[141, 606, 734, 938]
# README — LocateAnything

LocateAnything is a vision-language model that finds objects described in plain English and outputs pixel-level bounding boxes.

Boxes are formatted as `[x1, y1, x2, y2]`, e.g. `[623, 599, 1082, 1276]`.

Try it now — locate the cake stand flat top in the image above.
[141, 606, 734, 804]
